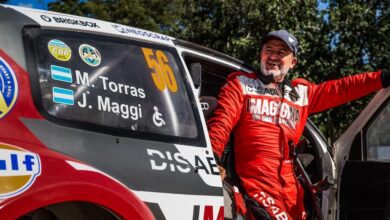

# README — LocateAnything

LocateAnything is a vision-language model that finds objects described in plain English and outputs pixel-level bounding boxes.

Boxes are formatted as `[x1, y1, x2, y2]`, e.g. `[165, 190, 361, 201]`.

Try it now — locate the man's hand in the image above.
[217, 165, 226, 180]
[212, 152, 226, 180]
[381, 69, 390, 88]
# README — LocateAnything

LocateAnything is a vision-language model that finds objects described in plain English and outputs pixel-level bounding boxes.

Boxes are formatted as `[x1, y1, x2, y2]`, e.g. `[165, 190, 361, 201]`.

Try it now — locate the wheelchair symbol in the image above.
[153, 106, 166, 127]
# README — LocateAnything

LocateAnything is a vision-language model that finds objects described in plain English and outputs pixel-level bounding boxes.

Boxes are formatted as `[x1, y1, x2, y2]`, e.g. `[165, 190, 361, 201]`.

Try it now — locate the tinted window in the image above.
[24, 29, 202, 144]
[366, 100, 390, 161]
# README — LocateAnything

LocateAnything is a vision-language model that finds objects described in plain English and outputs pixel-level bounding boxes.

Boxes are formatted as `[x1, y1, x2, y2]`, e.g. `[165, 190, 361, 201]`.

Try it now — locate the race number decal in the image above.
[141, 48, 177, 93]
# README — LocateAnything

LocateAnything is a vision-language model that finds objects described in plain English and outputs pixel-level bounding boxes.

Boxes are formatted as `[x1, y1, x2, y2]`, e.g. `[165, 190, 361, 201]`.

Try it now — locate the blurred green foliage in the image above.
[49, 0, 390, 143]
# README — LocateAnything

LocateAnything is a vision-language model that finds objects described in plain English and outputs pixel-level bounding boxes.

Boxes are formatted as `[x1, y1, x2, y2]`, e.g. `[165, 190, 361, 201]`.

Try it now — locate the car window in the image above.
[366, 100, 390, 161]
[23, 28, 204, 145]
[182, 52, 239, 98]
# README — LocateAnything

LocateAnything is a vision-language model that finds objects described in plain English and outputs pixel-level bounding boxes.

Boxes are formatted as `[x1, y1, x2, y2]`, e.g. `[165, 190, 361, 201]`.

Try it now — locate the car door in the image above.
[334, 88, 390, 220]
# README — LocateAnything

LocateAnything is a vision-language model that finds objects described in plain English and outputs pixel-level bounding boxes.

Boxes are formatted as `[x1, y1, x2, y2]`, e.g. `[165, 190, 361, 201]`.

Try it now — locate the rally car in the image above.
[0, 4, 223, 220]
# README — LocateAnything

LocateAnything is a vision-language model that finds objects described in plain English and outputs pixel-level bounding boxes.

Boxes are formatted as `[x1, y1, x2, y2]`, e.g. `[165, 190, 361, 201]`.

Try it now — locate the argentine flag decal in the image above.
[51, 65, 72, 83]
[52, 87, 74, 105]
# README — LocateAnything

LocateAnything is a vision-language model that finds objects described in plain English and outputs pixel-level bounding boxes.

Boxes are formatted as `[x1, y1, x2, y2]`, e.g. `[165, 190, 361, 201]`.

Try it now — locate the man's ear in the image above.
[291, 57, 298, 68]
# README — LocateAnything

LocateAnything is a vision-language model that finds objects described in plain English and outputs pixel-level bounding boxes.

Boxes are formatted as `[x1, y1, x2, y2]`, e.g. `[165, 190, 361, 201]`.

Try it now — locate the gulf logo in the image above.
[78, 44, 101, 66]
[48, 39, 72, 61]
[0, 143, 41, 199]
[0, 57, 18, 119]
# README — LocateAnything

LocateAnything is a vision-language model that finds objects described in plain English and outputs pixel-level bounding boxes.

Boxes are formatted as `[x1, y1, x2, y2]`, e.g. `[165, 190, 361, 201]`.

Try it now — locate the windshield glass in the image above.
[24, 29, 202, 144]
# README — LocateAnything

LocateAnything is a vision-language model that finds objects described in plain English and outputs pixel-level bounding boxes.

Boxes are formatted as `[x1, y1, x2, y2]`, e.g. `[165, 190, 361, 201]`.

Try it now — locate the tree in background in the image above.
[49, 0, 184, 32]
[318, 0, 390, 142]
[49, 0, 390, 143]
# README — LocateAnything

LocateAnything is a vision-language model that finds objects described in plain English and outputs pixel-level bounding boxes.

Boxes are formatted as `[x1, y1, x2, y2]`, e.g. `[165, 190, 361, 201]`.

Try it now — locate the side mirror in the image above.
[190, 63, 202, 89]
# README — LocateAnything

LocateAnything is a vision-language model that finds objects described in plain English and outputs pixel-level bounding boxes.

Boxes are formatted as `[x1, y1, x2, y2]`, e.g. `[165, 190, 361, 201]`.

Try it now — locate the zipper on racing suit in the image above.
[277, 79, 300, 160]
[275, 81, 287, 160]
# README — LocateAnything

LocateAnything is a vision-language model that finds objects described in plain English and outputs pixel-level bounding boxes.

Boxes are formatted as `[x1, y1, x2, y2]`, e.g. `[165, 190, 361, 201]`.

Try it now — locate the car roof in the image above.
[0, 4, 175, 47]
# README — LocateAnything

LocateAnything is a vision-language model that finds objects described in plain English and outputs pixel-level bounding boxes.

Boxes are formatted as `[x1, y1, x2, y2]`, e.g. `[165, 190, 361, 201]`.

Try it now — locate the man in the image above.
[207, 30, 390, 219]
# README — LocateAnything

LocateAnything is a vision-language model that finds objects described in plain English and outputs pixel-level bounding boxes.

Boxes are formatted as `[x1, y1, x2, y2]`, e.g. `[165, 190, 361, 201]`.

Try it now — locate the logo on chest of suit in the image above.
[245, 85, 279, 96]
[246, 98, 300, 129]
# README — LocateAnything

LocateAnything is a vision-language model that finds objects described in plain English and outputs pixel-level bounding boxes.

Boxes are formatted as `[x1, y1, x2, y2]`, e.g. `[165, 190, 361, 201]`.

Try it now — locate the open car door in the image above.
[334, 88, 390, 220]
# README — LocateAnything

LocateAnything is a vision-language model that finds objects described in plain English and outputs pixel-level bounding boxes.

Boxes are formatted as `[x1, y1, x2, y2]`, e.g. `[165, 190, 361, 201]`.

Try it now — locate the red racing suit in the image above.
[208, 71, 383, 220]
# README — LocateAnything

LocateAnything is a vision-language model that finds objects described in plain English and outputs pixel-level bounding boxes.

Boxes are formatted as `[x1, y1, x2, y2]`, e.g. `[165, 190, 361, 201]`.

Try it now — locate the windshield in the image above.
[24, 28, 203, 145]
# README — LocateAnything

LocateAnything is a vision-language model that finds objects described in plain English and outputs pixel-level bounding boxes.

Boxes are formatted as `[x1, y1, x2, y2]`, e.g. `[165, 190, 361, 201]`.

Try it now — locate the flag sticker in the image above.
[52, 87, 74, 105]
[51, 65, 72, 83]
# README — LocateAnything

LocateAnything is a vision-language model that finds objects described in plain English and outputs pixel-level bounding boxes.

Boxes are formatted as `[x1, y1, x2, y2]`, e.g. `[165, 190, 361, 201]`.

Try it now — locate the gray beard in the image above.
[260, 62, 289, 81]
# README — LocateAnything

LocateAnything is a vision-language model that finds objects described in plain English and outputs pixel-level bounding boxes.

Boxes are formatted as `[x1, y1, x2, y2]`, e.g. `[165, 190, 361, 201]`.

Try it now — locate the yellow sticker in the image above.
[48, 39, 72, 61]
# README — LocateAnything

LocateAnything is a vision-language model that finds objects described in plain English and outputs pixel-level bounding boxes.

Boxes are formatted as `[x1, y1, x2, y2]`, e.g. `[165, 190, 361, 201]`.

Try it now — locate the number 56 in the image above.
[142, 48, 178, 93]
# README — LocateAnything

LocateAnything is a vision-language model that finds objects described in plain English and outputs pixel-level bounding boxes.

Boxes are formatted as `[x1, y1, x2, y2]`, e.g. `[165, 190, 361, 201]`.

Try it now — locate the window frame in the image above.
[363, 97, 390, 162]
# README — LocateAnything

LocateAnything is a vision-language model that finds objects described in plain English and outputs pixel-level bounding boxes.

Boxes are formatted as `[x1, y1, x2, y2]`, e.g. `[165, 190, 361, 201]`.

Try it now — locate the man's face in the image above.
[260, 38, 297, 82]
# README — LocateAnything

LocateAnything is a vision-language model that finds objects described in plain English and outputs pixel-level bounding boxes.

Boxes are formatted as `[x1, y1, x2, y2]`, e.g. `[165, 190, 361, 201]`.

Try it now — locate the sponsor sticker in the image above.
[0, 57, 18, 119]
[51, 65, 73, 83]
[48, 39, 72, 61]
[52, 87, 74, 105]
[111, 24, 171, 42]
[40, 15, 52, 22]
[40, 14, 100, 29]
[78, 44, 101, 67]
[0, 143, 41, 199]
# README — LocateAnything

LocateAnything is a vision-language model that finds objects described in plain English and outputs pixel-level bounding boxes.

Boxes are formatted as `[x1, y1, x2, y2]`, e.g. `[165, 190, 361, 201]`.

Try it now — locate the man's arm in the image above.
[207, 72, 245, 162]
[307, 70, 389, 114]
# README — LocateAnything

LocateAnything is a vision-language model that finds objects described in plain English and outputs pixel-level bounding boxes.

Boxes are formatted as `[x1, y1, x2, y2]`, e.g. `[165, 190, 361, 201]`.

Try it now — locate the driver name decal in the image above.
[97, 96, 142, 120]
[75, 72, 146, 122]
